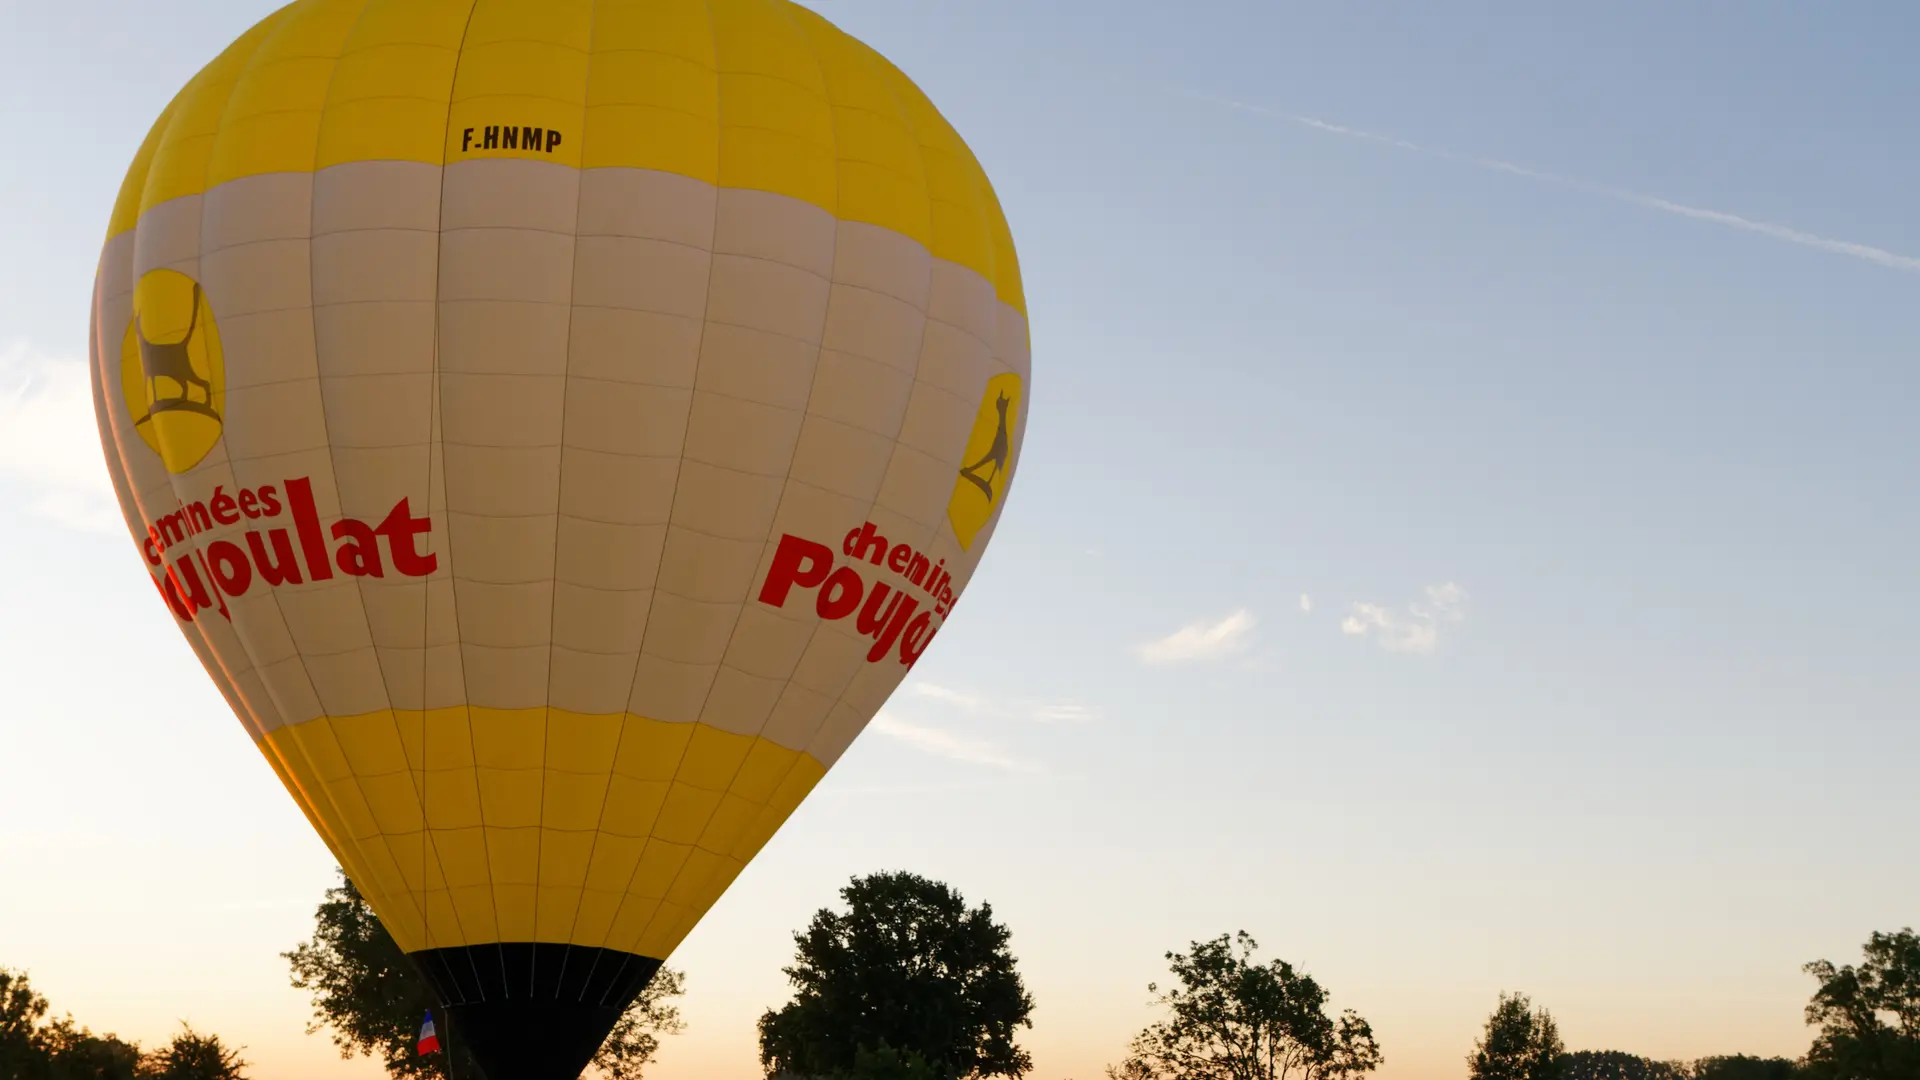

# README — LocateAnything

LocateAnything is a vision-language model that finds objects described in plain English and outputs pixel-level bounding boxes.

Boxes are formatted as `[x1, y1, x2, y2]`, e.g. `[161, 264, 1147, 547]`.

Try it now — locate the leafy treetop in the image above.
[1108, 931, 1383, 1080]
[758, 870, 1035, 1080]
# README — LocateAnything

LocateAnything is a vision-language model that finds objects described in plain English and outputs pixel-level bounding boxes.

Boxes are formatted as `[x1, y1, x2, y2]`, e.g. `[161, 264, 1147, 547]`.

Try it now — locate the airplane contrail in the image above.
[1179, 88, 1920, 273]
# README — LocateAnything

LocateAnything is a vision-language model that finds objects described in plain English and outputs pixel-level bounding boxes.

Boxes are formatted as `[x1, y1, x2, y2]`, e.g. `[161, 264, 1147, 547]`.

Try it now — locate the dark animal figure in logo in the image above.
[958, 390, 1012, 503]
[136, 283, 215, 422]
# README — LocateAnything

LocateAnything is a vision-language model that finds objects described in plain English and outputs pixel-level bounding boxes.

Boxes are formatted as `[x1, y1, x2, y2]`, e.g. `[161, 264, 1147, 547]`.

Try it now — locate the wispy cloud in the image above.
[869, 713, 1040, 774]
[1134, 609, 1257, 665]
[1341, 583, 1469, 654]
[1180, 89, 1920, 273]
[0, 344, 118, 533]
[1299, 594, 1313, 614]
[818, 779, 1021, 799]
[872, 682, 1098, 774]
[1026, 701, 1097, 724]
[906, 681, 984, 711]
[904, 680, 1098, 725]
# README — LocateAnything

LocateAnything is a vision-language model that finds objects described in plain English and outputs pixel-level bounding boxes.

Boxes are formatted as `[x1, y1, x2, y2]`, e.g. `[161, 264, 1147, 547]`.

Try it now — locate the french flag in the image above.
[417, 1011, 441, 1055]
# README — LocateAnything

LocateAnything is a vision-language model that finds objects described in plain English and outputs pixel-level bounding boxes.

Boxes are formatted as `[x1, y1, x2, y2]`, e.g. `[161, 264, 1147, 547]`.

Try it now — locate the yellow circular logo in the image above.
[120, 269, 225, 474]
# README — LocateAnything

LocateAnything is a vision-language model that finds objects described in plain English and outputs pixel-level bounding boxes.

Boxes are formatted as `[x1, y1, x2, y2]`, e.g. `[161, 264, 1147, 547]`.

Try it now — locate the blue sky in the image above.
[2, 2, 1916, 1078]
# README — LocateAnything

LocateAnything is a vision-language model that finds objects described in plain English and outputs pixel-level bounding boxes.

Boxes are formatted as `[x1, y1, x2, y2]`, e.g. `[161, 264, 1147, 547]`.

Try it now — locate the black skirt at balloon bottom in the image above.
[410, 943, 663, 1080]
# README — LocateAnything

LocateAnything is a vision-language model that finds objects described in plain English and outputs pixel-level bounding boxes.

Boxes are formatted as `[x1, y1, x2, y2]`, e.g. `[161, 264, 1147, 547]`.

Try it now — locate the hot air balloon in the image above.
[88, 1, 1028, 1076]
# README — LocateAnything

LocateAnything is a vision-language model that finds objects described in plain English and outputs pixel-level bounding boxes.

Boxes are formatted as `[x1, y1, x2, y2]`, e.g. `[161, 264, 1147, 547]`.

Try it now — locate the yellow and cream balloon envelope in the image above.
[89, 0, 1028, 1073]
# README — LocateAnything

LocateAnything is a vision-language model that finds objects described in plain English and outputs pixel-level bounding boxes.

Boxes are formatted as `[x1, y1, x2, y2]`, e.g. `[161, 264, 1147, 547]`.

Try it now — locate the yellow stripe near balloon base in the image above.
[106, 0, 1025, 317]
[260, 709, 825, 957]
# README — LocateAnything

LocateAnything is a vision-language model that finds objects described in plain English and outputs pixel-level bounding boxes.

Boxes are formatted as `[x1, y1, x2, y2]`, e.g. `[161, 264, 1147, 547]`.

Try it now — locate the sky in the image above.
[2, 1, 1917, 1078]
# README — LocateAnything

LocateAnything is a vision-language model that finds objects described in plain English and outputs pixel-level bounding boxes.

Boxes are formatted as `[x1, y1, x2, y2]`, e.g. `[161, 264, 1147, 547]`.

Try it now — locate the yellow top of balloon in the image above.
[108, 0, 1025, 315]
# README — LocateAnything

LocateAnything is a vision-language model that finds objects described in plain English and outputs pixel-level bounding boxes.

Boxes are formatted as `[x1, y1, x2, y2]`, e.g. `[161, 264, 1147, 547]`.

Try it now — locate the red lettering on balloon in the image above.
[138, 491, 954, 674]
[755, 522, 958, 667]
[759, 534, 834, 606]
[816, 567, 864, 620]
[142, 477, 438, 624]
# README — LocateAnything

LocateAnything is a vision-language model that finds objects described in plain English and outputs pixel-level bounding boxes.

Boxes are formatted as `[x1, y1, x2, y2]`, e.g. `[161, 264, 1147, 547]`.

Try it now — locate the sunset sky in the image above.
[3, 2, 1917, 1078]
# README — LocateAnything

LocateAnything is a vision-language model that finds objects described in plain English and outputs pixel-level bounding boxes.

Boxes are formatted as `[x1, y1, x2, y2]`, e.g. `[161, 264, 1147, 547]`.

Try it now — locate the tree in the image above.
[37, 1014, 139, 1080]
[1556, 1050, 1684, 1080]
[1690, 1055, 1801, 1080]
[757, 870, 1035, 1080]
[1106, 931, 1383, 1080]
[286, 869, 685, 1079]
[1801, 927, 1920, 1080]
[1, 968, 50, 1078]
[839, 1044, 944, 1080]
[284, 872, 457, 1080]
[1, 968, 145, 1080]
[592, 967, 687, 1080]
[0, 968, 246, 1080]
[1469, 992, 1562, 1080]
[37, 1014, 144, 1080]
[139, 1024, 248, 1080]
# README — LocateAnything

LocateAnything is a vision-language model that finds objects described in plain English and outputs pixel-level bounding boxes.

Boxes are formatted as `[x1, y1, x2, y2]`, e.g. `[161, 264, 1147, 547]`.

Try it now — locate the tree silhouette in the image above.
[1802, 927, 1920, 1080]
[1556, 1050, 1685, 1080]
[136, 1024, 247, 1080]
[758, 871, 1034, 1080]
[1691, 1055, 1801, 1080]
[1470, 992, 1563, 1080]
[1108, 931, 1382, 1080]
[0, 968, 244, 1079]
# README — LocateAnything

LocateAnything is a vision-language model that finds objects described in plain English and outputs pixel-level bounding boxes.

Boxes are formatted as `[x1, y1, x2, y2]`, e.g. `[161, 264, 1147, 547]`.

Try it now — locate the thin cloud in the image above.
[1026, 701, 1097, 724]
[818, 779, 1021, 799]
[1134, 609, 1257, 665]
[0, 344, 118, 533]
[907, 681, 984, 711]
[903, 680, 1099, 725]
[869, 713, 1040, 774]
[1180, 89, 1920, 273]
[1299, 594, 1313, 614]
[1341, 583, 1469, 654]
